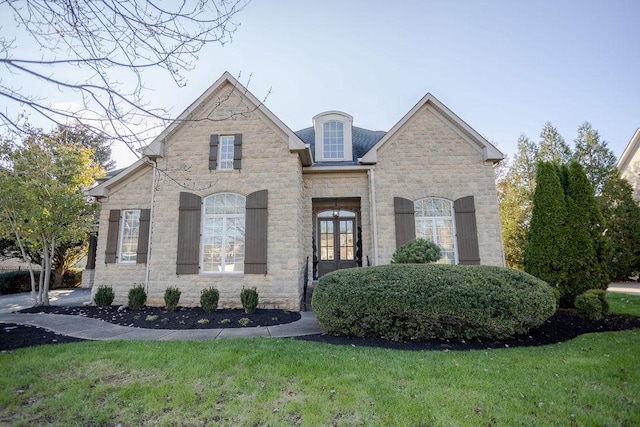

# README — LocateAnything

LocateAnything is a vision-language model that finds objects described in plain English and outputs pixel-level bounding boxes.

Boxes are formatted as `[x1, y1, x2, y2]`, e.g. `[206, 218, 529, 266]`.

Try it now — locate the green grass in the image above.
[608, 292, 640, 316]
[0, 294, 638, 426]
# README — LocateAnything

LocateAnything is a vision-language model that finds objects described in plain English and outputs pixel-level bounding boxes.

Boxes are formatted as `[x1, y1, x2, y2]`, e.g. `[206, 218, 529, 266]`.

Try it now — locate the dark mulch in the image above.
[18, 305, 302, 329]
[2, 307, 639, 352]
[2, 323, 86, 351]
[295, 310, 640, 351]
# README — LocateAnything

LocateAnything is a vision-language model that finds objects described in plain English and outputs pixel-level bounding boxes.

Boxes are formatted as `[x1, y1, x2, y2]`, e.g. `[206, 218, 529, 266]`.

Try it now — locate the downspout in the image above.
[144, 159, 157, 294]
[368, 168, 379, 265]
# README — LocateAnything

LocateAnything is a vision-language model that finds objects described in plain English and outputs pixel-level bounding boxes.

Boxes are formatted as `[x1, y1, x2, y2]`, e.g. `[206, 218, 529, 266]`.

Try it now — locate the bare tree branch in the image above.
[0, 0, 250, 157]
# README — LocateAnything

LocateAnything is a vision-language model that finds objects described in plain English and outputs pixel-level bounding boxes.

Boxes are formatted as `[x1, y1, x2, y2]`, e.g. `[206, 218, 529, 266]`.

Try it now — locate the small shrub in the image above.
[219, 318, 231, 324]
[145, 315, 159, 322]
[240, 287, 259, 314]
[94, 285, 115, 308]
[128, 284, 147, 310]
[200, 287, 219, 313]
[238, 318, 251, 327]
[197, 318, 210, 325]
[585, 289, 610, 315]
[312, 264, 556, 341]
[575, 292, 603, 321]
[391, 239, 442, 264]
[164, 286, 181, 312]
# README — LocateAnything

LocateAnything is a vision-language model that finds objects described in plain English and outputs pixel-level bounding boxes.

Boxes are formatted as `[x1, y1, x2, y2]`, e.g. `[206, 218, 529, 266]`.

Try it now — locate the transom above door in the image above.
[317, 210, 357, 278]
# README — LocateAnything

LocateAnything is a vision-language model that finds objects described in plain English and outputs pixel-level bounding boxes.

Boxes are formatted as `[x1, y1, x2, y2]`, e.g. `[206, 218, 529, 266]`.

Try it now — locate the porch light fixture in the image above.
[332, 199, 339, 218]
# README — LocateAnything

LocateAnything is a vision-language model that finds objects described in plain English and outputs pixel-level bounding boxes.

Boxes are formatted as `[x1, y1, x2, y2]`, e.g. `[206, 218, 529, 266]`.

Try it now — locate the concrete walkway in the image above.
[0, 289, 323, 341]
[608, 282, 640, 295]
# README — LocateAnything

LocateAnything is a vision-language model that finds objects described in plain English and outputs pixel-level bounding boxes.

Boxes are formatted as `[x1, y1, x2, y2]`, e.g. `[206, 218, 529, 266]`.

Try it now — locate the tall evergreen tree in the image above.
[598, 174, 640, 280]
[524, 161, 567, 287]
[499, 134, 538, 269]
[561, 161, 609, 305]
[537, 122, 572, 164]
[573, 122, 617, 194]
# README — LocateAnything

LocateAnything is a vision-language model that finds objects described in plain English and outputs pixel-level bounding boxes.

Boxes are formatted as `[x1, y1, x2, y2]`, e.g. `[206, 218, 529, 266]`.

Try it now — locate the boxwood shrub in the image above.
[312, 264, 556, 341]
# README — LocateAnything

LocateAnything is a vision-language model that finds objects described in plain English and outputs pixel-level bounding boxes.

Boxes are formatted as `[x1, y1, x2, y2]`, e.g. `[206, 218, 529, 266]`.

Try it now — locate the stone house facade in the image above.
[618, 128, 640, 201]
[86, 72, 505, 311]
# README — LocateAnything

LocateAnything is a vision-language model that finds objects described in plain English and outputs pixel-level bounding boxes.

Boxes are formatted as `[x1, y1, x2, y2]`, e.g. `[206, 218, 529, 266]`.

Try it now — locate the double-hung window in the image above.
[118, 210, 140, 263]
[414, 198, 457, 264]
[218, 135, 235, 170]
[201, 193, 246, 273]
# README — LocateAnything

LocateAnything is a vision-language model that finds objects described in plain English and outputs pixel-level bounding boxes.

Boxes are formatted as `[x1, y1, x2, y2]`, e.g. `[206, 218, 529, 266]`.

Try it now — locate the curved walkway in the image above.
[0, 289, 323, 341]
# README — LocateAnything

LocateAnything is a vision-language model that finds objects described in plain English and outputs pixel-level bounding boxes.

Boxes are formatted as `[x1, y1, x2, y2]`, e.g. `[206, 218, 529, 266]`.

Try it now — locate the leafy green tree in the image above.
[0, 129, 104, 305]
[537, 122, 572, 164]
[524, 161, 567, 288]
[51, 123, 116, 171]
[598, 174, 640, 280]
[573, 122, 617, 194]
[498, 134, 538, 269]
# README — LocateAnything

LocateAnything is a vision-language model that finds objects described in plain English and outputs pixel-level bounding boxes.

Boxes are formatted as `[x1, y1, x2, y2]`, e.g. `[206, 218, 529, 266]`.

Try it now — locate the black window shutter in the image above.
[136, 209, 151, 264]
[105, 210, 120, 264]
[209, 134, 219, 170]
[176, 192, 202, 274]
[245, 189, 267, 274]
[455, 196, 480, 265]
[233, 133, 243, 170]
[394, 197, 416, 249]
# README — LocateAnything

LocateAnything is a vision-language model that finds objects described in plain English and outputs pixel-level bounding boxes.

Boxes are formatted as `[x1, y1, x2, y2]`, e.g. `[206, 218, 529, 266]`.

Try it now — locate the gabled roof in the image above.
[295, 126, 386, 165]
[617, 128, 640, 173]
[359, 93, 504, 164]
[88, 72, 313, 197]
[87, 159, 149, 197]
[142, 71, 311, 164]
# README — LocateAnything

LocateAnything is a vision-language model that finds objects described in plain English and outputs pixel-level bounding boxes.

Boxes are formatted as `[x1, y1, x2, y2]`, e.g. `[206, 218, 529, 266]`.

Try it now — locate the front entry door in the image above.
[317, 217, 357, 278]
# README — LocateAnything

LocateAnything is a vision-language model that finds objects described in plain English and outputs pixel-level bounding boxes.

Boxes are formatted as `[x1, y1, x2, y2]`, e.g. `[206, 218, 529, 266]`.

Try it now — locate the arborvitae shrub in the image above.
[128, 284, 147, 310]
[574, 292, 603, 321]
[94, 285, 115, 308]
[312, 264, 556, 341]
[391, 239, 442, 264]
[200, 287, 219, 313]
[240, 287, 259, 314]
[164, 286, 181, 312]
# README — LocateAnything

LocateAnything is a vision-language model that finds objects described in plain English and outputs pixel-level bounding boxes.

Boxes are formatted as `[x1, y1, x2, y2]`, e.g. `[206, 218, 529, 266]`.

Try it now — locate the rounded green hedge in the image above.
[312, 264, 556, 341]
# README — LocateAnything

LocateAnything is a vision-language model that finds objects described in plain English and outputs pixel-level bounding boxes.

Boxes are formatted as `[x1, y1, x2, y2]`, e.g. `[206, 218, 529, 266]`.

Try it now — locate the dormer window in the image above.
[323, 121, 344, 159]
[313, 111, 353, 162]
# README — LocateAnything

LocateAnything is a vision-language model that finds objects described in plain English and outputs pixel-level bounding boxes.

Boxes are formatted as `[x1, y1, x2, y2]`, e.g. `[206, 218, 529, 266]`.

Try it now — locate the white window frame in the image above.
[313, 111, 353, 162]
[118, 209, 140, 264]
[218, 135, 235, 170]
[200, 193, 246, 274]
[414, 198, 458, 264]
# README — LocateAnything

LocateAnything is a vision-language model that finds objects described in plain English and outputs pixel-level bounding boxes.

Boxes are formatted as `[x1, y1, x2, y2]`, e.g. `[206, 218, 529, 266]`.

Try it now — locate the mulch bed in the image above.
[2, 307, 639, 352]
[18, 304, 301, 329]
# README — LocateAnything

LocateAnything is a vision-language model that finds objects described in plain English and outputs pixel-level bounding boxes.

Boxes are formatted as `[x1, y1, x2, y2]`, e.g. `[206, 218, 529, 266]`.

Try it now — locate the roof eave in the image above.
[618, 128, 640, 172]
[360, 92, 505, 164]
[86, 159, 149, 198]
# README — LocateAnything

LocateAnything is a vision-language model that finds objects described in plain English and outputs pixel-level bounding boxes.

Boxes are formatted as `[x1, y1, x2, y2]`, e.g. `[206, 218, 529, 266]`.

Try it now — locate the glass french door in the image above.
[317, 217, 357, 278]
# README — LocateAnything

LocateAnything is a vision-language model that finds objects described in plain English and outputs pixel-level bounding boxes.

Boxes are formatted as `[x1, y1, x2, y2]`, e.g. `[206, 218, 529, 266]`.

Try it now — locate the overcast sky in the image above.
[3, 1, 639, 168]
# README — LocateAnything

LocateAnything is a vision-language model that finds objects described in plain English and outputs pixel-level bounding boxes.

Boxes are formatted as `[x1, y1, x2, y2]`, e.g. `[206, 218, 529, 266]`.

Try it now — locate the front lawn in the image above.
[1, 294, 639, 426]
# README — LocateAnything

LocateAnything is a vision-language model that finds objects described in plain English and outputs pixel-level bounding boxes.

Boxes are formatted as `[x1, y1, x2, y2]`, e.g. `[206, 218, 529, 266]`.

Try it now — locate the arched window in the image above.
[414, 198, 457, 264]
[322, 121, 344, 159]
[201, 193, 245, 273]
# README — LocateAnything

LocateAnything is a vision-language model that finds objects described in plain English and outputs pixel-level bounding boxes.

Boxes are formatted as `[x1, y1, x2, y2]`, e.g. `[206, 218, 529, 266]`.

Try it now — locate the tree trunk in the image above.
[41, 238, 54, 306]
[37, 257, 45, 305]
[52, 263, 65, 289]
